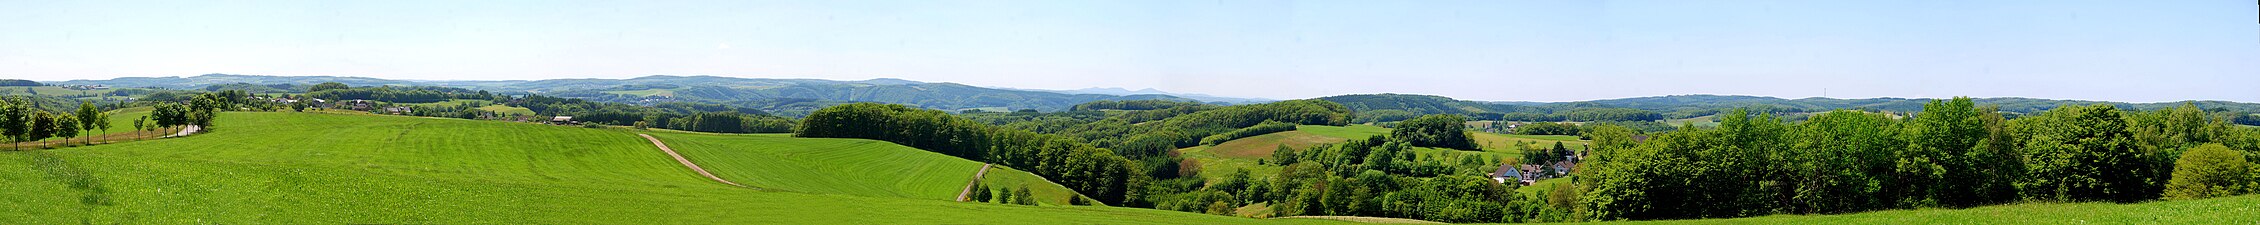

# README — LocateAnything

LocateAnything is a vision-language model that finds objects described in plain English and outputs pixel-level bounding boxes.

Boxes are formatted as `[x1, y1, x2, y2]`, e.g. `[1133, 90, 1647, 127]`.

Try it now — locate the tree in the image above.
[0, 99, 26, 150]
[189, 93, 220, 129]
[2012, 104, 2158, 202]
[971, 180, 994, 203]
[996, 187, 1018, 204]
[152, 103, 182, 133]
[28, 112, 55, 146]
[1901, 97, 2019, 207]
[309, 82, 351, 92]
[132, 116, 146, 141]
[53, 114, 79, 146]
[75, 102, 99, 145]
[2163, 144, 2251, 200]
[1013, 186, 1037, 205]
[94, 112, 111, 143]
[1391, 114, 1477, 150]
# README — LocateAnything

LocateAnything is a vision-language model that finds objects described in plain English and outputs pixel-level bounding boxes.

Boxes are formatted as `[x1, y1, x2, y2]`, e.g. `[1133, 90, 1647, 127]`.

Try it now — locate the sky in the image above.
[2, 0, 2255, 103]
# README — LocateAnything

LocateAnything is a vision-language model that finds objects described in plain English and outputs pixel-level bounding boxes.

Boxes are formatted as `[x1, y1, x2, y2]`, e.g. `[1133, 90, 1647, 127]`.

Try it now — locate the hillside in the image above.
[55, 74, 1203, 115]
[1316, 94, 2260, 125]
[0, 112, 1343, 224]
[644, 132, 1089, 205]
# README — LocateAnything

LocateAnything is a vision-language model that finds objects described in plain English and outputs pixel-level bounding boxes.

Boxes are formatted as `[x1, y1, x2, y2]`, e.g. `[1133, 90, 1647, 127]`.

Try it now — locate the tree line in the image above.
[1200, 120, 1297, 146]
[0, 93, 227, 150]
[1073, 99, 1209, 111]
[796, 103, 1138, 204]
[1564, 98, 2260, 221]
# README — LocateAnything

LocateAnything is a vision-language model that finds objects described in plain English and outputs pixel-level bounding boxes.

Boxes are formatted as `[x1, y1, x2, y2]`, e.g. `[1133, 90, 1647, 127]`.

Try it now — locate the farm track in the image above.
[637, 133, 752, 189]
[955, 163, 993, 202]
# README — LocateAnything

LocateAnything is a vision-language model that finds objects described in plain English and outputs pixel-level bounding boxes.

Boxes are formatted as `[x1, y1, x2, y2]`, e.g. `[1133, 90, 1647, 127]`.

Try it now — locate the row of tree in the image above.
[1390, 114, 1477, 150]
[1072, 99, 1209, 111]
[1570, 98, 2260, 221]
[796, 103, 1139, 204]
[1200, 120, 1297, 146]
[0, 93, 224, 150]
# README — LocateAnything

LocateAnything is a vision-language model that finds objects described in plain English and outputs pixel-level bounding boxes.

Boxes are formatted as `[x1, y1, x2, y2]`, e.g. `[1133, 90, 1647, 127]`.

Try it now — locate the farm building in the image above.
[1490, 164, 1530, 185]
[550, 116, 577, 125]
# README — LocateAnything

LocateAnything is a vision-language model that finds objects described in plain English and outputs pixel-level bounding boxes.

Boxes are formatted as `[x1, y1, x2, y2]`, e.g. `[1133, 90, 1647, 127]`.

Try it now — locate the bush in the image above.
[2165, 144, 2253, 200]
[1391, 114, 1477, 150]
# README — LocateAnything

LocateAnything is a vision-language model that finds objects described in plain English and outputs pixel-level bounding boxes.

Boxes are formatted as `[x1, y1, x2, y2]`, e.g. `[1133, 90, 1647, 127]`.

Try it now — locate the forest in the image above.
[795, 96, 2260, 223]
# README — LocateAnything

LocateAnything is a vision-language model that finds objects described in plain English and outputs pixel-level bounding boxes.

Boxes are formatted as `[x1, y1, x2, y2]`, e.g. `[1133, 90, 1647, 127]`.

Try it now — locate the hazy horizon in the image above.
[5, 1, 2256, 103]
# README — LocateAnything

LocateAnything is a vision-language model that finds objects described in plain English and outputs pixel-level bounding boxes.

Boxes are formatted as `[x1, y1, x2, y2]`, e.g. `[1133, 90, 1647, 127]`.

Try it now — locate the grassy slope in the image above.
[645, 133, 979, 201]
[477, 104, 536, 115]
[1181, 125, 1546, 183]
[978, 165, 1092, 205]
[645, 132, 1090, 205]
[1508, 195, 2260, 224]
[0, 112, 1346, 224]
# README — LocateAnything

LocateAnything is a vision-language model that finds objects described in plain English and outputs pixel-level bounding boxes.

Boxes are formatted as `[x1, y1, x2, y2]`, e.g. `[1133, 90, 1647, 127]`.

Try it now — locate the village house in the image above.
[1489, 164, 1531, 185]
[549, 116, 577, 125]
[344, 100, 377, 110]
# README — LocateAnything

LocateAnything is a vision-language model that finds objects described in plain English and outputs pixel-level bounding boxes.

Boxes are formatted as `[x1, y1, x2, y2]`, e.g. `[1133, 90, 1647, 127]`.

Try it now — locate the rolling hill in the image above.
[54, 74, 1202, 115]
[0, 112, 1343, 224]
[643, 132, 1089, 205]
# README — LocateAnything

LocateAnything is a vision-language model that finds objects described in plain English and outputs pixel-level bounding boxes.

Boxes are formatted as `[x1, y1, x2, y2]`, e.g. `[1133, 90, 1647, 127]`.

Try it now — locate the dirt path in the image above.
[637, 134, 750, 189]
[955, 163, 994, 202]
[161, 125, 201, 138]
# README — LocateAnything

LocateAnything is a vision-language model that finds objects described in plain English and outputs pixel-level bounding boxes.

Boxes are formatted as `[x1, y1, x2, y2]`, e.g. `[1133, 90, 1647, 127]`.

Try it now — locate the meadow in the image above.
[0, 112, 1345, 224]
[644, 132, 1087, 205]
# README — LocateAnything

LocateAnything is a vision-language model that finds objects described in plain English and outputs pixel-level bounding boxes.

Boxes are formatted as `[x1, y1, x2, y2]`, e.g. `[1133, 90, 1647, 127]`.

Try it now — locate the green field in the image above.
[403, 99, 492, 107]
[646, 132, 1087, 205]
[1181, 126, 1522, 183]
[0, 112, 1345, 224]
[477, 104, 537, 116]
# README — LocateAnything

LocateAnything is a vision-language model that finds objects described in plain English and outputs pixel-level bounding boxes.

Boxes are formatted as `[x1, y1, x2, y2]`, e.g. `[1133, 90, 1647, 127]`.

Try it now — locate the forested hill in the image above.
[55, 74, 1201, 115]
[1321, 93, 2260, 122]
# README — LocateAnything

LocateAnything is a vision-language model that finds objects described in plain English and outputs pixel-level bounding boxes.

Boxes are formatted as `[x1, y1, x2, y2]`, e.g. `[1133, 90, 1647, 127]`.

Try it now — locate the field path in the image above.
[161, 125, 201, 138]
[637, 134, 750, 189]
[955, 163, 994, 202]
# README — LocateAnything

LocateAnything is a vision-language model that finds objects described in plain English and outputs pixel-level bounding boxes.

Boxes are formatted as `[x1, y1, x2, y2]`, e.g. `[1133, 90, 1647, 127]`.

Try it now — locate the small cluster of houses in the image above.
[1489, 155, 1581, 185]
[251, 95, 580, 125]
[1489, 145, 1605, 186]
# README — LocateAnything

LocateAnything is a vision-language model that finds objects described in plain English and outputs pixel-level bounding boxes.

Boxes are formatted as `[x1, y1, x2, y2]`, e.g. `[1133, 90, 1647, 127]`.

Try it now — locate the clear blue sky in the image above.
[2, 0, 2254, 102]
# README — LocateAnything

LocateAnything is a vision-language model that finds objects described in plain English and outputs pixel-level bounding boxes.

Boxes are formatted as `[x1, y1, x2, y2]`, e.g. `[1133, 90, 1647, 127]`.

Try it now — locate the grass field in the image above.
[477, 104, 537, 116]
[644, 132, 1088, 205]
[0, 112, 1348, 224]
[1664, 115, 1720, 127]
[1181, 126, 1522, 183]
[977, 165, 1092, 205]
[403, 99, 493, 107]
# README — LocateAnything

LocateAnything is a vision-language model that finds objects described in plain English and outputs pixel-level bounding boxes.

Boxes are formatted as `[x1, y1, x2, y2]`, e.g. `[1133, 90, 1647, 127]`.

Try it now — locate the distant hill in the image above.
[1320, 93, 2260, 122]
[56, 74, 1203, 115]
[1024, 87, 1272, 104]
[1318, 93, 1529, 115]
[54, 74, 419, 89]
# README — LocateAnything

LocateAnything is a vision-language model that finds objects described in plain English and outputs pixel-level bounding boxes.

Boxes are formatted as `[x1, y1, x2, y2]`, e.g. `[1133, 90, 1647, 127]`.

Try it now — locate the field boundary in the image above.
[955, 163, 993, 202]
[637, 133, 751, 189]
